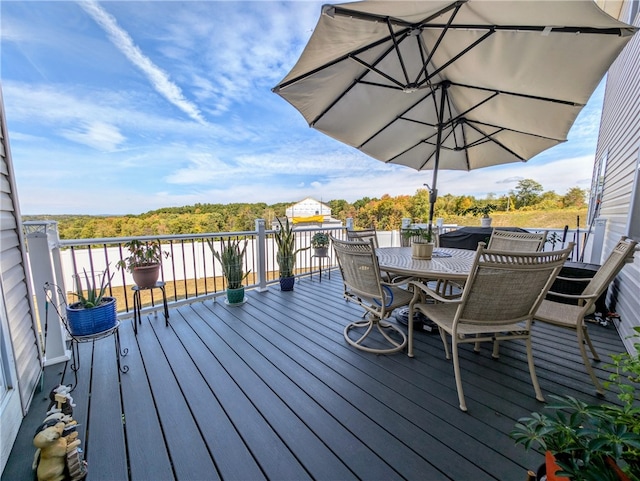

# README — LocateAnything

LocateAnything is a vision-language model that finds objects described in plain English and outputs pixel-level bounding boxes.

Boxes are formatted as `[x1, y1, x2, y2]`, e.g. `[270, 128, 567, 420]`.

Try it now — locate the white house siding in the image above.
[0, 88, 42, 472]
[592, 2, 640, 351]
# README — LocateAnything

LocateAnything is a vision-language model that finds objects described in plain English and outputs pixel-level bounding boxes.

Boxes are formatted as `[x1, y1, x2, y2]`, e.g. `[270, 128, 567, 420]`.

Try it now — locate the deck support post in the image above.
[23, 221, 70, 366]
[255, 219, 268, 292]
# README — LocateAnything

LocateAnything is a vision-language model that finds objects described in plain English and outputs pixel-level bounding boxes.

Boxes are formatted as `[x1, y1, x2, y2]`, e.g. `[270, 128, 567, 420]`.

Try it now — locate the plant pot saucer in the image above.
[224, 297, 247, 306]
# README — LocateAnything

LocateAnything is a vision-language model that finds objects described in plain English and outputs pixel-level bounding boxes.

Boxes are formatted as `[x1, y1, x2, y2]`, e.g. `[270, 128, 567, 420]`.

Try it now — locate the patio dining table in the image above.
[376, 247, 476, 282]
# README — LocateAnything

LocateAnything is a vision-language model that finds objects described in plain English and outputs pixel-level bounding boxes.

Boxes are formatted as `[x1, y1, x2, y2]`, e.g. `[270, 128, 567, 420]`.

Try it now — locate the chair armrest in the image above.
[554, 275, 592, 283]
[409, 280, 461, 304]
[546, 290, 599, 301]
[382, 276, 415, 287]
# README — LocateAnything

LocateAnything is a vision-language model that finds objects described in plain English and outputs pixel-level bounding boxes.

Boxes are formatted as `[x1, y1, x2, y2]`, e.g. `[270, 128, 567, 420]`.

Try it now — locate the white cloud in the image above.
[60, 121, 125, 151]
[77, 0, 207, 124]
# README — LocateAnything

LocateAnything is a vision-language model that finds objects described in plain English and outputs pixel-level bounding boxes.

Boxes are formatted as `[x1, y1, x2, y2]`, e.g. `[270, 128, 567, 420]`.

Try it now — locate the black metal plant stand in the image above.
[44, 283, 129, 392]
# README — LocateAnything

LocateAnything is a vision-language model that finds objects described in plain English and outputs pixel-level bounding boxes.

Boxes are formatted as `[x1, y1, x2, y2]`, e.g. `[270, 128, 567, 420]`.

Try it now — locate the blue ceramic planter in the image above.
[66, 297, 117, 336]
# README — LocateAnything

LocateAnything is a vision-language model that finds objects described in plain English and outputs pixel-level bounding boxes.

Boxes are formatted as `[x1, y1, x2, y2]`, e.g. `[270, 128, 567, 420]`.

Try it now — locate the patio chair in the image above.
[487, 229, 547, 252]
[478, 229, 547, 353]
[408, 243, 573, 411]
[331, 235, 412, 354]
[346, 227, 379, 248]
[533, 236, 638, 395]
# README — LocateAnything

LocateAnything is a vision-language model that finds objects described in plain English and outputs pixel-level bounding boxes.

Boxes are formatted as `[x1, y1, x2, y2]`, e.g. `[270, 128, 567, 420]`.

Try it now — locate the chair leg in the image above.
[525, 336, 545, 403]
[440, 328, 450, 359]
[577, 327, 605, 395]
[344, 318, 407, 354]
[582, 326, 601, 361]
[451, 339, 467, 412]
[408, 305, 415, 358]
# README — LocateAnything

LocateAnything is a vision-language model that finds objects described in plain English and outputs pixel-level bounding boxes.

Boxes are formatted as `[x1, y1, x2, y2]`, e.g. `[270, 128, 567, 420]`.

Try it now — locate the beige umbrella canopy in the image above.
[273, 0, 636, 227]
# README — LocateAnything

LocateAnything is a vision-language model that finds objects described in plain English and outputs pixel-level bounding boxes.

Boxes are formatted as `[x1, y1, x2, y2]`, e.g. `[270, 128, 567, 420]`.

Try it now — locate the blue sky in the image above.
[1, 1, 605, 215]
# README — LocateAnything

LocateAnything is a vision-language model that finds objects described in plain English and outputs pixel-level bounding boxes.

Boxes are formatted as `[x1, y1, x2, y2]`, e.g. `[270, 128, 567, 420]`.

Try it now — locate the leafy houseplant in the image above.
[274, 218, 309, 291]
[116, 239, 169, 288]
[462, 203, 498, 227]
[402, 227, 434, 259]
[208, 237, 250, 305]
[511, 333, 640, 481]
[66, 268, 117, 336]
[311, 232, 330, 257]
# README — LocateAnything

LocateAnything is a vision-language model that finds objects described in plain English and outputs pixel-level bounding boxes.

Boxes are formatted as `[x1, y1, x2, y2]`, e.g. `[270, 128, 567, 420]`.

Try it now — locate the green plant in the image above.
[511, 395, 640, 480]
[401, 227, 433, 243]
[116, 239, 169, 273]
[70, 268, 114, 308]
[311, 232, 330, 248]
[208, 237, 250, 289]
[462, 203, 498, 218]
[274, 218, 309, 278]
[512, 329, 640, 478]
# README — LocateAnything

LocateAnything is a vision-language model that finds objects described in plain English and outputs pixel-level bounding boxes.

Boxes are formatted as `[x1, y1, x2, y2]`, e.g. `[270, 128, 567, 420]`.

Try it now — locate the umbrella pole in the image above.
[427, 82, 449, 237]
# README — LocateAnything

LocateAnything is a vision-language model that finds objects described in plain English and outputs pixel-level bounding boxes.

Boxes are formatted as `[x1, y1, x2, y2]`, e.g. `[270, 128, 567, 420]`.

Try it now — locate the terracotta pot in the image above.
[545, 451, 570, 481]
[132, 264, 161, 288]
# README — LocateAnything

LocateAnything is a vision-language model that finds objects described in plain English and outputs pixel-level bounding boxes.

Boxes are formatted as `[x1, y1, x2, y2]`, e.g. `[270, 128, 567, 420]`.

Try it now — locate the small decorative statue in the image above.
[32, 385, 87, 481]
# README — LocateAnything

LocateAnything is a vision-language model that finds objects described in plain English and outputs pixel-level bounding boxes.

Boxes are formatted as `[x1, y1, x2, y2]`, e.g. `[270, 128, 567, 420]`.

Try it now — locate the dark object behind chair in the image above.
[439, 227, 528, 250]
[548, 262, 607, 314]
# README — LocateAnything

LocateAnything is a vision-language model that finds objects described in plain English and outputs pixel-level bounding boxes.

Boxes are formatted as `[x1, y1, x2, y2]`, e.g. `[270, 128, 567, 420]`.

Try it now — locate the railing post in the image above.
[588, 218, 608, 264]
[255, 219, 268, 292]
[346, 218, 354, 230]
[23, 221, 70, 366]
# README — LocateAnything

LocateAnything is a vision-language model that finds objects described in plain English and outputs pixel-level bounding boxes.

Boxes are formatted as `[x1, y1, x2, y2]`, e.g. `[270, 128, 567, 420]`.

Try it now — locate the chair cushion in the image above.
[415, 302, 529, 336]
[534, 299, 583, 328]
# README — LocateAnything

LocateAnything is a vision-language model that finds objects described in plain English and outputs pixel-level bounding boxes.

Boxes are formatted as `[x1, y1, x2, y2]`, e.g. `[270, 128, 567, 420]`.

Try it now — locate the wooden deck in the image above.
[2, 272, 628, 481]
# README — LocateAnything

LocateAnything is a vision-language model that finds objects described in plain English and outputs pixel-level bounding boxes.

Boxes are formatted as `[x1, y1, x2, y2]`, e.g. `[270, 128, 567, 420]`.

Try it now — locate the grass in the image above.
[443, 208, 587, 229]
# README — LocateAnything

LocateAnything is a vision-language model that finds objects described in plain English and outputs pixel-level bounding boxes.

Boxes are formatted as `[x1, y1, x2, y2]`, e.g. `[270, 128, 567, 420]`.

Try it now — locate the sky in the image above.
[1, 1, 607, 215]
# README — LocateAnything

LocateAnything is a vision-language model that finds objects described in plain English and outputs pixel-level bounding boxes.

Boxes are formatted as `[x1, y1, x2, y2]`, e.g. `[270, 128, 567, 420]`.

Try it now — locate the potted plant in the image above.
[116, 239, 169, 288]
[274, 218, 309, 291]
[208, 237, 250, 305]
[402, 227, 434, 260]
[66, 268, 117, 336]
[511, 332, 640, 481]
[462, 203, 498, 227]
[311, 232, 330, 257]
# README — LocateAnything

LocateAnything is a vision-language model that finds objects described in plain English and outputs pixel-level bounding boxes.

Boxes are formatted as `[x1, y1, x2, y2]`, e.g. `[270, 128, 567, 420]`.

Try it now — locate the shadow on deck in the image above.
[2, 272, 628, 480]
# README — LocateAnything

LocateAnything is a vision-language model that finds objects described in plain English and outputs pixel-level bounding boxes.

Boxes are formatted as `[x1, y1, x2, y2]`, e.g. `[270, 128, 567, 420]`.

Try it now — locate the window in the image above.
[587, 151, 607, 226]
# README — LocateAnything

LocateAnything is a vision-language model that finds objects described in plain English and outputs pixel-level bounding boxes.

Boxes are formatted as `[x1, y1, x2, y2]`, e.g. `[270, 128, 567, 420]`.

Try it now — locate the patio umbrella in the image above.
[273, 0, 636, 231]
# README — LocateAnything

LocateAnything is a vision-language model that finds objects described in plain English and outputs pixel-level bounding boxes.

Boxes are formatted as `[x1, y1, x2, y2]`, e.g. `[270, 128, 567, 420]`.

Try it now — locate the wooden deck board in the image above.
[134, 314, 220, 481]
[2, 272, 629, 481]
[118, 320, 175, 481]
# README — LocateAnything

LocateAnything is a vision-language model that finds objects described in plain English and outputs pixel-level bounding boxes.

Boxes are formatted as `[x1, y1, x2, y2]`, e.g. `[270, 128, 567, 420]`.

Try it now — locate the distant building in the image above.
[272, 197, 342, 229]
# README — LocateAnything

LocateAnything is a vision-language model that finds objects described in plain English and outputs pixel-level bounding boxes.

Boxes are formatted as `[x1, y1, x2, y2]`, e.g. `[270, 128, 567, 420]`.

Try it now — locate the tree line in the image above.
[24, 179, 588, 240]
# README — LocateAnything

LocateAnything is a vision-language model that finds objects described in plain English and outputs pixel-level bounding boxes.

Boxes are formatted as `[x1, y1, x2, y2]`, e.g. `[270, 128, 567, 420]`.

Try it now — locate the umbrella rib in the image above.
[462, 122, 527, 161]
[274, 1, 466, 91]
[328, 4, 632, 36]
[386, 18, 412, 87]
[358, 90, 437, 149]
[349, 55, 409, 91]
[466, 119, 566, 142]
[415, 2, 464, 86]
[311, 38, 410, 126]
[448, 81, 583, 107]
[328, 2, 465, 30]
[419, 29, 495, 87]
